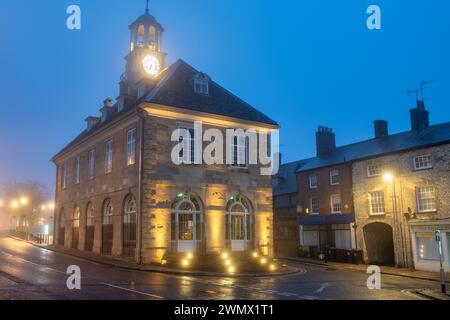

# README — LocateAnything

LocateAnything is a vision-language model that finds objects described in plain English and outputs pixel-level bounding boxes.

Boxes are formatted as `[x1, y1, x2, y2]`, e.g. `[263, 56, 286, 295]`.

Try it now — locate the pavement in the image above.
[9, 236, 299, 278]
[1, 234, 448, 300]
[282, 256, 450, 284]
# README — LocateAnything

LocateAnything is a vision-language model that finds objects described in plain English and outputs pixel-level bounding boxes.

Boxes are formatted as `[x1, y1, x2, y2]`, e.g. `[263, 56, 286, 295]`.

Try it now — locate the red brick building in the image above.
[296, 127, 356, 254]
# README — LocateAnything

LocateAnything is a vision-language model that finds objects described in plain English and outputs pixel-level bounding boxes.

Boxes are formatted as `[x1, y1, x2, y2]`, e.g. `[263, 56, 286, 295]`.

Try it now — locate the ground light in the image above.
[225, 259, 232, 266]
[252, 251, 259, 258]
[221, 252, 229, 260]
[228, 266, 236, 274]
[260, 257, 267, 265]
[181, 259, 190, 267]
[269, 264, 277, 271]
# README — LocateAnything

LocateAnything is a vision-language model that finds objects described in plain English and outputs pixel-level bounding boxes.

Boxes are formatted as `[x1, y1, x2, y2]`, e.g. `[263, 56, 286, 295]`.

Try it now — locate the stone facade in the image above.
[53, 108, 275, 264]
[54, 112, 141, 258]
[353, 144, 450, 271]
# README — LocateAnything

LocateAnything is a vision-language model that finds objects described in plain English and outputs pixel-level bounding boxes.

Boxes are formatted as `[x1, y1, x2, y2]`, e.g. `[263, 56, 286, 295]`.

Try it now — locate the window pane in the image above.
[417, 187, 436, 212]
[311, 198, 319, 214]
[309, 174, 318, 188]
[331, 195, 342, 213]
[179, 213, 193, 240]
[370, 191, 385, 214]
[414, 155, 433, 170]
[330, 170, 340, 185]
[231, 215, 245, 240]
[127, 129, 136, 166]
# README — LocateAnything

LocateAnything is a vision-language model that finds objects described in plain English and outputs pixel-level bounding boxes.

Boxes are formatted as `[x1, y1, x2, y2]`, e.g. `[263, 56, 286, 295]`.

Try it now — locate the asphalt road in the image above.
[0, 235, 440, 300]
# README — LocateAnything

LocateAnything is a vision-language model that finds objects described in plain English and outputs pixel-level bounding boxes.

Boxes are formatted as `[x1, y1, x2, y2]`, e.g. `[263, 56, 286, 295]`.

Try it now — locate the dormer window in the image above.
[194, 73, 209, 95]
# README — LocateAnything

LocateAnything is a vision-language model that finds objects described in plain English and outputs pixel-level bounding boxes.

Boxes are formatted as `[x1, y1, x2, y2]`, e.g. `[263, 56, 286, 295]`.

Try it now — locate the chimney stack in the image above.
[410, 100, 429, 131]
[85, 116, 100, 131]
[316, 126, 336, 156]
[100, 98, 115, 123]
[374, 120, 389, 139]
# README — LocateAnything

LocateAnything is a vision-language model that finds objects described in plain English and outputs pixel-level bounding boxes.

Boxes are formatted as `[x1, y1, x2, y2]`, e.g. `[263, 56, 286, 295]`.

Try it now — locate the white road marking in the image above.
[315, 282, 329, 294]
[0, 250, 66, 275]
[101, 283, 164, 299]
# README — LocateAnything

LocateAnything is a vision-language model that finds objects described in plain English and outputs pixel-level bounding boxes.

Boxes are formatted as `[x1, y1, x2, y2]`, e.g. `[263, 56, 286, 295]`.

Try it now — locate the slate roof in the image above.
[297, 121, 450, 173]
[146, 60, 278, 126]
[53, 59, 278, 160]
[272, 160, 308, 196]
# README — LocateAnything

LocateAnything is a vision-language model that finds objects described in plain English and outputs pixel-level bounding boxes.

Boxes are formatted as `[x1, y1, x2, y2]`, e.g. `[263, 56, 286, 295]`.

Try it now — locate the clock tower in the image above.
[118, 3, 167, 109]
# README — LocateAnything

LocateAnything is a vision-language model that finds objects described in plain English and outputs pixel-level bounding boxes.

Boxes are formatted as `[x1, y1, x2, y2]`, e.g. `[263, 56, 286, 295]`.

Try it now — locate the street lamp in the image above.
[383, 173, 393, 183]
[10, 200, 19, 209]
[20, 196, 29, 205]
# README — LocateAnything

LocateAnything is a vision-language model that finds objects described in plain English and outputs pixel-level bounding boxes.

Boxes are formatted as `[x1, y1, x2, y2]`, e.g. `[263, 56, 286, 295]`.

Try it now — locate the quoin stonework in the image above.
[52, 7, 278, 264]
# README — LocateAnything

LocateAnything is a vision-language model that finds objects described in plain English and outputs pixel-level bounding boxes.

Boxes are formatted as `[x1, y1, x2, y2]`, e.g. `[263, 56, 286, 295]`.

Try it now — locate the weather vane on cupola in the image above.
[145, 0, 150, 14]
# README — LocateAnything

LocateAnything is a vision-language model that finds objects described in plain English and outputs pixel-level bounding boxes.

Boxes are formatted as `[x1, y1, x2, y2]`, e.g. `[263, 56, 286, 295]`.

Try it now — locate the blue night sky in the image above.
[0, 0, 449, 193]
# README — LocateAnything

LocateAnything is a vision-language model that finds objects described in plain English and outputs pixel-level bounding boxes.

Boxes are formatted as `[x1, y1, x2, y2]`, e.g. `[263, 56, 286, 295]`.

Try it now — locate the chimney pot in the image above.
[316, 126, 336, 156]
[85, 116, 100, 131]
[374, 120, 389, 139]
[410, 100, 429, 131]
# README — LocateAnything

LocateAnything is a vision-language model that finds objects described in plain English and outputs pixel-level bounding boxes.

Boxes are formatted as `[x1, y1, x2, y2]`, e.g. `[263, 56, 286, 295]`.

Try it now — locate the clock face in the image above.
[142, 55, 161, 76]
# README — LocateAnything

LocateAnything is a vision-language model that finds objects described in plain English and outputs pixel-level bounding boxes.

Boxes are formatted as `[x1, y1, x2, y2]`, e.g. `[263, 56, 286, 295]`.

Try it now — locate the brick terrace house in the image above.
[52, 8, 278, 264]
[295, 127, 357, 256]
[352, 102, 450, 271]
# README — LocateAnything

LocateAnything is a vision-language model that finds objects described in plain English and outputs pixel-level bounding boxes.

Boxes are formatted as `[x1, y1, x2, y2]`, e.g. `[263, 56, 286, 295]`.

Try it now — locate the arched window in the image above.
[103, 199, 113, 225]
[171, 194, 202, 241]
[86, 203, 94, 227]
[124, 195, 137, 224]
[149, 25, 156, 49]
[73, 206, 80, 228]
[137, 25, 145, 47]
[226, 195, 253, 242]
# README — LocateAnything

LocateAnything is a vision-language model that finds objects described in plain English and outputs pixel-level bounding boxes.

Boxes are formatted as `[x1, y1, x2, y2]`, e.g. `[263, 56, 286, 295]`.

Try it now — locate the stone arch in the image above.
[363, 222, 395, 266]
[170, 192, 204, 253]
[122, 193, 137, 258]
[225, 194, 254, 251]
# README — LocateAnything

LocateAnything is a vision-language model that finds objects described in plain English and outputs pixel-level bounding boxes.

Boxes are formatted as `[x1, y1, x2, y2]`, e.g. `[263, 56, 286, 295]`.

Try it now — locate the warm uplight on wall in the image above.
[181, 259, 190, 267]
[228, 266, 236, 274]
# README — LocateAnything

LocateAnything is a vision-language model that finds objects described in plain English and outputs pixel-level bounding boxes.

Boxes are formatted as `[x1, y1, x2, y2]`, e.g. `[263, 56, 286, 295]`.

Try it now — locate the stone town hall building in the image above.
[52, 8, 278, 264]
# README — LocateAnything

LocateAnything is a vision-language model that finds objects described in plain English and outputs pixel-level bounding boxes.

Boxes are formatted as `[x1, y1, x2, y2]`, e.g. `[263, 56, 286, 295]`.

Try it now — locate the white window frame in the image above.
[127, 128, 137, 166]
[367, 164, 381, 177]
[88, 149, 95, 179]
[309, 174, 318, 189]
[331, 194, 342, 214]
[105, 140, 113, 174]
[231, 133, 249, 169]
[75, 156, 81, 184]
[194, 74, 209, 95]
[329, 169, 340, 185]
[369, 191, 385, 215]
[310, 197, 319, 215]
[416, 187, 437, 213]
[413, 154, 433, 171]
